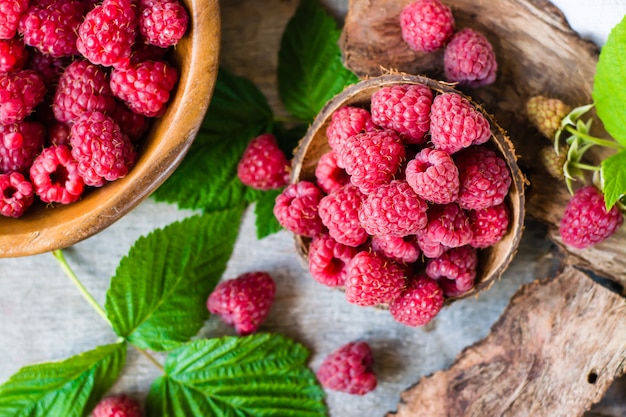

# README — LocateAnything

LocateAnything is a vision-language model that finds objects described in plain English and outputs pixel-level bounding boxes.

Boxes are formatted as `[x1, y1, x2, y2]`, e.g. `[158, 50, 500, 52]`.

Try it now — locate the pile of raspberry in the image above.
[274, 83, 513, 327]
[0, 0, 188, 219]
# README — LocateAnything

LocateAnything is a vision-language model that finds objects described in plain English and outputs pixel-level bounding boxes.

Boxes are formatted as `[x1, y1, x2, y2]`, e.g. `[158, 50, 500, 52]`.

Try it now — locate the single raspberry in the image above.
[0, 121, 46, 174]
[29, 144, 85, 204]
[426, 245, 477, 297]
[539, 145, 567, 180]
[399, 0, 455, 52]
[318, 184, 367, 247]
[316, 341, 377, 395]
[110, 100, 151, 141]
[315, 150, 350, 194]
[526, 95, 572, 140]
[26, 49, 70, 87]
[406, 148, 459, 204]
[444, 28, 498, 87]
[18, 0, 84, 58]
[559, 185, 623, 249]
[77, 0, 138, 68]
[70, 111, 136, 187]
[273, 181, 325, 237]
[139, 0, 189, 48]
[0, 38, 28, 73]
[0, 0, 29, 40]
[389, 275, 444, 326]
[417, 233, 447, 258]
[430, 92, 491, 154]
[48, 122, 71, 147]
[340, 129, 405, 195]
[0, 171, 34, 218]
[308, 234, 358, 287]
[345, 251, 406, 306]
[92, 394, 142, 417]
[207, 271, 276, 335]
[455, 146, 511, 210]
[237, 133, 289, 190]
[358, 180, 428, 237]
[326, 106, 376, 155]
[0, 69, 46, 125]
[129, 38, 169, 65]
[469, 203, 509, 248]
[110, 59, 178, 117]
[371, 235, 420, 264]
[423, 203, 473, 248]
[370, 84, 433, 144]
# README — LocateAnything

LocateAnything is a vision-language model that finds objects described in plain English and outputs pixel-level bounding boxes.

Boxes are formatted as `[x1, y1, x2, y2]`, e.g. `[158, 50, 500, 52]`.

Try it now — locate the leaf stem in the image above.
[565, 125, 624, 149]
[132, 345, 165, 372]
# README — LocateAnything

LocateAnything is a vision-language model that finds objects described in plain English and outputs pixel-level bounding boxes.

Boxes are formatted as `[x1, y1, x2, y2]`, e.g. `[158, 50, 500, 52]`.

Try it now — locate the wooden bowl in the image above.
[0, 0, 221, 257]
[292, 74, 526, 303]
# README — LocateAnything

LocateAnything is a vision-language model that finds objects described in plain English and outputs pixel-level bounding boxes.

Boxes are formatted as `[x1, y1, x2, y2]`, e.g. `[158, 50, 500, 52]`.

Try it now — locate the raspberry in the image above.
[18, 0, 84, 58]
[48, 122, 71, 146]
[92, 394, 142, 417]
[308, 234, 358, 287]
[139, 0, 189, 48]
[237, 133, 289, 190]
[29, 144, 85, 204]
[417, 233, 447, 258]
[430, 92, 491, 154]
[0, 38, 28, 73]
[423, 203, 473, 248]
[207, 271, 276, 335]
[358, 180, 428, 237]
[406, 147, 459, 204]
[399, 0, 455, 52]
[526, 95, 571, 140]
[273, 181, 325, 237]
[318, 184, 367, 247]
[110, 60, 178, 117]
[0, 69, 46, 125]
[77, 0, 138, 68]
[539, 145, 567, 180]
[426, 245, 477, 297]
[370, 84, 433, 144]
[316, 341, 377, 395]
[26, 49, 69, 87]
[0, 0, 29, 40]
[345, 251, 406, 306]
[455, 146, 511, 210]
[314, 150, 349, 194]
[371, 235, 420, 264]
[110, 100, 151, 141]
[0, 171, 34, 218]
[340, 129, 405, 195]
[130, 38, 169, 64]
[389, 275, 443, 326]
[469, 203, 509, 248]
[0, 121, 46, 174]
[559, 185, 623, 249]
[444, 28, 498, 87]
[70, 111, 137, 187]
[326, 106, 376, 155]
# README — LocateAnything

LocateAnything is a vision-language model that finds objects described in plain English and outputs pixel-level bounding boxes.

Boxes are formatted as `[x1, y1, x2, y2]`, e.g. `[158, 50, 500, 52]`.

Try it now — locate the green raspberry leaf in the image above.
[145, 334, 327, 417]
[278, 0, 359, 122]
[601, 150, 626, 209]
[153, 67, 274, 211]
[255, 188, 283, 239]
[0, 342, 126, 417]
[105, 209, 242, 351]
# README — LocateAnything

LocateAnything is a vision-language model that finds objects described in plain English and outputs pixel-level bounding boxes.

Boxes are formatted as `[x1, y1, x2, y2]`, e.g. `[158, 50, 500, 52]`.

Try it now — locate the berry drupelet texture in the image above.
[399, 0, 455, 52]
[316, 341, 377, 395]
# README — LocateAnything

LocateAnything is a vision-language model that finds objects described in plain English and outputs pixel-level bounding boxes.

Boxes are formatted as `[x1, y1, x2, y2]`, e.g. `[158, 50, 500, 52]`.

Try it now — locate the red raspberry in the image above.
[29, 144, 85, 204]
[345, 251, 406, 306]
[455, 146, 511, 210]
[110, 60, 178, 117]
[340, 129, 405, 195]
[417, 233, 447, 258]
[399, 0, 455, 52]
[48, 122, 71, 146]
[77, 0, 138, 68]
[370, 84, 433, 144]
[326, 106, 376, 155]
[426, 245, 477, 297]
[70, 111, 137, 187]
[139, 0, 189, 48]
[0, 38, 28, 73]
[469, 203, 509, 248]
[0, 171, 34, 218]
[430, 92, 491, 154]
[314, 150, 349, 194]
[423, 203, 473, 248]
[237, 133, 289, 191]
[0, 121, 46, 174]
[444, 28, 498, 87]
[129, 38, 169, 64]
[308, 234, 358, 287]
[110, 100, 151, 141]
[207, 271, 276, 335]
[0, 0, 29, 40]
[371, 235, 420, 264]
[559, 185, 623, 249]
[318, 184, 367, 247]
[92, 394, 142, 417]
[358, 180, 428, 237]
[389, 275, 443, 326]
[273, 181, 325, 237]
[406, 148, 459, 204]
[316, 341, 377, 395]
[18, 0, 84, 58]
[0, 69, 46, 125]
[26, 49, 69, 87]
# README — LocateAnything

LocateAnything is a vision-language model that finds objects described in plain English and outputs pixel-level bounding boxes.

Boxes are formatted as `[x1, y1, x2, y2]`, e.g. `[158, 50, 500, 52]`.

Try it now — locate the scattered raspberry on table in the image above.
[316, 341, 377, 395]
[92, 394, 142, 417]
